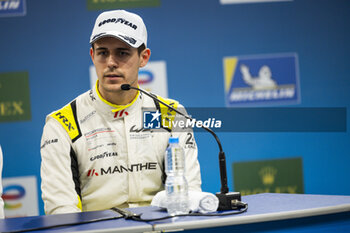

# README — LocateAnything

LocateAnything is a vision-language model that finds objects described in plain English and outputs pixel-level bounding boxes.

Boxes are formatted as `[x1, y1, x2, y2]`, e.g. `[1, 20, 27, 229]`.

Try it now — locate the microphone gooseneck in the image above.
[122, 85, 234, 201]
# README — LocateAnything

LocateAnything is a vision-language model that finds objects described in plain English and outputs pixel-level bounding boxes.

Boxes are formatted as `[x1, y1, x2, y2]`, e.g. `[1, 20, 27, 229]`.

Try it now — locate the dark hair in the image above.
[91, 43, 146, 56]
[137, 44, 146, 55]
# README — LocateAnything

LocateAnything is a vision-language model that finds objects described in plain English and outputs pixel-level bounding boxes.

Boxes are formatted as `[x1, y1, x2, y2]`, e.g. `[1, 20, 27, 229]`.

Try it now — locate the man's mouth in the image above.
[104, 73, 123, 78]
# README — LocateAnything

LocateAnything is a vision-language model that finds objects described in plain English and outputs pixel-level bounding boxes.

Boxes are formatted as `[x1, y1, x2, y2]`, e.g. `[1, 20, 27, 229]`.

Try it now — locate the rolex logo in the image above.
[259, 166, 277, 185]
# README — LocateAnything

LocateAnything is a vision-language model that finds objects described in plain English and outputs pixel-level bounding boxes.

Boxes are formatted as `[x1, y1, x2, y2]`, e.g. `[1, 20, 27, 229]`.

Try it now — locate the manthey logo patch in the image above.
[233, 157, 304, 196]
[87, 162, 157, 177]
[223, 53, 300, 106]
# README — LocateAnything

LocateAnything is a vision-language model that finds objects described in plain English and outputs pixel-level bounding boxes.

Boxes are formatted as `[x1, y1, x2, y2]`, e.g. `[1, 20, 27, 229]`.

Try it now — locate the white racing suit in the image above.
[40, 84, 202, 214]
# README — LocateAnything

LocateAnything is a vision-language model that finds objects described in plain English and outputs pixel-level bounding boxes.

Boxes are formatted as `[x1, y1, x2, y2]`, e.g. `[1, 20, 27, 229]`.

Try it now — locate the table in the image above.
[150, 193, 350, 232]
[0, 193, 350, 232]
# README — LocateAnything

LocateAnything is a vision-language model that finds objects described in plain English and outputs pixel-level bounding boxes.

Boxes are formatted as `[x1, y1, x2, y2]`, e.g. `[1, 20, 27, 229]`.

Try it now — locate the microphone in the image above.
[121, 84, 241, 210]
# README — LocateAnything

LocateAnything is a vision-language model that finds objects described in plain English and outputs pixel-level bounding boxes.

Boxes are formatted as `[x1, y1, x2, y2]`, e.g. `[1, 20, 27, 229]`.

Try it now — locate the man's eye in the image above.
[97, 51, 108, 56]
[119, 51, 130, 57]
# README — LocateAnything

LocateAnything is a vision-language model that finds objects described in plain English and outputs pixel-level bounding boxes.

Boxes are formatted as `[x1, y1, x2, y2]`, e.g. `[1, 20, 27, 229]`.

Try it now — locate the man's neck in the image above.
[99, 87, 138, 106]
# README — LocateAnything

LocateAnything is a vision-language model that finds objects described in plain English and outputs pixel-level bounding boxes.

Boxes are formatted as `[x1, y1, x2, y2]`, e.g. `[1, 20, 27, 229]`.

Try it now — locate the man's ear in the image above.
[90, 47, 95, 63]
[140, 48, 151, 68]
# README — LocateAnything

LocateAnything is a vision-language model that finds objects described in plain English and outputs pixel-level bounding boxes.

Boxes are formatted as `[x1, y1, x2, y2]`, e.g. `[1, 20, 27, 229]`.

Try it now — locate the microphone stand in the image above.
[121, 84, 241, 210]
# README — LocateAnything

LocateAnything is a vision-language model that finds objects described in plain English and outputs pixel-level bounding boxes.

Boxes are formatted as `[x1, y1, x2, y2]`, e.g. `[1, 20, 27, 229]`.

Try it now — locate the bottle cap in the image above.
[168, 137, 179, 144]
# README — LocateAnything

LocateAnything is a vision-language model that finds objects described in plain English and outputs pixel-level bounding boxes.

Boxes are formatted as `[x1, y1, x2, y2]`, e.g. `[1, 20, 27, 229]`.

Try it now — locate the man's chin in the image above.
[104, 83, 124, 92]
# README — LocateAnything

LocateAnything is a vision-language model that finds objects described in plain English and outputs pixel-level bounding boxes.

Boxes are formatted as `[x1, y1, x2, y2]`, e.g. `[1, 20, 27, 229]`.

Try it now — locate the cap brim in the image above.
[90, 31, 143, 48]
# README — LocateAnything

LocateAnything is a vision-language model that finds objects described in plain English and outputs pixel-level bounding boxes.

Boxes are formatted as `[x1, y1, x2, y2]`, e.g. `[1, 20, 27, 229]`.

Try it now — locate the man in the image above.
[40, 10, 201, 215]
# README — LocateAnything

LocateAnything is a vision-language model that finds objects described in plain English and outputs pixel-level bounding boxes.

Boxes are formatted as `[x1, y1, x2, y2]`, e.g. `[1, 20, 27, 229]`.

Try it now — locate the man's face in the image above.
[90, 37, 150, 95]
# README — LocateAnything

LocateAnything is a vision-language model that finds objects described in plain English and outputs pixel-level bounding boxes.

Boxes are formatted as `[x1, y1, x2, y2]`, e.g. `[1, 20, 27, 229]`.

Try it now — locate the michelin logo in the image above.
[223, 53, 300, 106]
[0, 0, 19, 10]
[0, 0, 26, 17]
[240, 64, 277, 90]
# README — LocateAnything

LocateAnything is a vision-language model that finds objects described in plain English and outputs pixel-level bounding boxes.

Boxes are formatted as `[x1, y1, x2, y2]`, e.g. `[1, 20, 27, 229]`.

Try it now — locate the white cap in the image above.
[90, 10, 147, 48]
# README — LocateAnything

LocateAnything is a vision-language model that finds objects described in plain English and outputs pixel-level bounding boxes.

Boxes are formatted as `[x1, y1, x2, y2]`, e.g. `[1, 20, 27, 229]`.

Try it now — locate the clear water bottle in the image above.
[165, 137, 189, 215]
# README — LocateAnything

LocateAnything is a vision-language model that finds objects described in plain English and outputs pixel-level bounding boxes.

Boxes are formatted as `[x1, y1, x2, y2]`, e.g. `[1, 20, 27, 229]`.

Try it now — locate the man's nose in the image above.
[107, 54, 118, 68]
